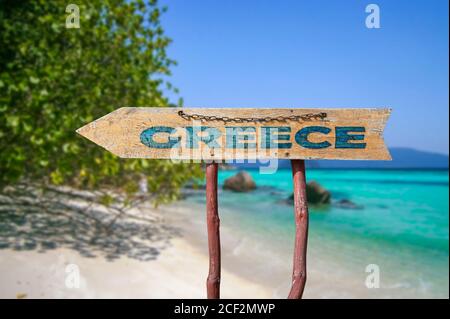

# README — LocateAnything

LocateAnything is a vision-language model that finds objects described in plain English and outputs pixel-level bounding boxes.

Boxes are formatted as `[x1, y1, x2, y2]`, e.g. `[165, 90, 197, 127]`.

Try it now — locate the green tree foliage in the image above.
[0, 0, 202, 203]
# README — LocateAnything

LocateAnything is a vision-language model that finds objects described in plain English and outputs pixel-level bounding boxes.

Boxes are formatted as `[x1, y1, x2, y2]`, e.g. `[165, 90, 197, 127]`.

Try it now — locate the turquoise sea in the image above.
[183, 169, 449, 298]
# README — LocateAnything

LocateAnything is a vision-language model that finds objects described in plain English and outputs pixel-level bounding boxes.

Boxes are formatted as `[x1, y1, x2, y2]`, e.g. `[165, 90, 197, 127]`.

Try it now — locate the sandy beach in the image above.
[0, 238, 273, 299]
[0, 181, 448, 299]
[0, 194, 275, 299]
[0, 194, 360, 299]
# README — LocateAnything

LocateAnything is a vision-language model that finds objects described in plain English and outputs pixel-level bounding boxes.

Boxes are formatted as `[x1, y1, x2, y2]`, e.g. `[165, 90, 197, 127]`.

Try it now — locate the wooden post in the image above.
[206, 162, 221, 299]
[288, 159, 309, 299]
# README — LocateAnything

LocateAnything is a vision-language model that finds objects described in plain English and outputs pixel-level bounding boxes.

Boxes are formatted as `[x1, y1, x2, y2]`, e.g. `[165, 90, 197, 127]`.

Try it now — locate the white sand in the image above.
[0, 196, 397, 299]
[0, 196, 276, 299]
[0, 237, 273, 299]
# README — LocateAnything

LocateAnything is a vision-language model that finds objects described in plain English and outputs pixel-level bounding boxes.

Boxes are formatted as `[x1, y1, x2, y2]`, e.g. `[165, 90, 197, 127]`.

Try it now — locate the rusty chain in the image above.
[177, 110, 327, 123]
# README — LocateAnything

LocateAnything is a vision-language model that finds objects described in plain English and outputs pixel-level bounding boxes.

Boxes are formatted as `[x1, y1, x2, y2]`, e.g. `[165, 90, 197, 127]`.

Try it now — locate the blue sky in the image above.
[160, 0, 449, 154]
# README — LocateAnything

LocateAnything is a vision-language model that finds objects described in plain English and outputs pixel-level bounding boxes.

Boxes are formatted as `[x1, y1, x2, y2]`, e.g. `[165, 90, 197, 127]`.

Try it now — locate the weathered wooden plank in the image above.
[76, 107, 391, 160]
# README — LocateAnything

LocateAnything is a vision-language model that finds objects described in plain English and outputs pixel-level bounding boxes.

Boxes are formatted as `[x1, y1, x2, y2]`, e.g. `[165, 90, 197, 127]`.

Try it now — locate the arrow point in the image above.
[75, 123, 90, 139]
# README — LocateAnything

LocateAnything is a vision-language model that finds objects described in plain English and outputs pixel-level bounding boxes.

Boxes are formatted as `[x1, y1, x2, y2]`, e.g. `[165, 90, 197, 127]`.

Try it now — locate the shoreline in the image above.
[0, 185, 448, 299]
[0, 197, 379, 299]
[163, 197, 449, 299]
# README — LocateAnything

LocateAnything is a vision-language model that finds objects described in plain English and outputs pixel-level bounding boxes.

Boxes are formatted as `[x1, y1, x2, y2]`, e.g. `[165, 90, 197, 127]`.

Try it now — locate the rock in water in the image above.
[286, 181, 331, 205]
[306, 181, 331, 204]
[223, 171, 256, 192]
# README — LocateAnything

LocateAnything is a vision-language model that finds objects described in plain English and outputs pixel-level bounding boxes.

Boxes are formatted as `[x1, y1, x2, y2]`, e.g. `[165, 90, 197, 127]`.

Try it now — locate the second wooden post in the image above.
[206, 162, 221, 298]
[288, 159, 309, 299]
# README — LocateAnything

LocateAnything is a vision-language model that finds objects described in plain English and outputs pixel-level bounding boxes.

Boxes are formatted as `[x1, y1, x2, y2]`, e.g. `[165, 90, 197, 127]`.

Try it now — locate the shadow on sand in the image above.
[0, 185, 181, 261]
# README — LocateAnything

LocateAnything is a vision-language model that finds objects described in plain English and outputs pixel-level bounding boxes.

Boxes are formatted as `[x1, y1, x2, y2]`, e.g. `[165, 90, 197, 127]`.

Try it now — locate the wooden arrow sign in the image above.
[76, 107, 391, 161]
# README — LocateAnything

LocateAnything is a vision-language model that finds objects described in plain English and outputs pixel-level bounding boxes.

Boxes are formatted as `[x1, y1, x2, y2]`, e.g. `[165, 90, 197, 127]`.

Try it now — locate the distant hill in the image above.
[230, 148, 449, 169]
